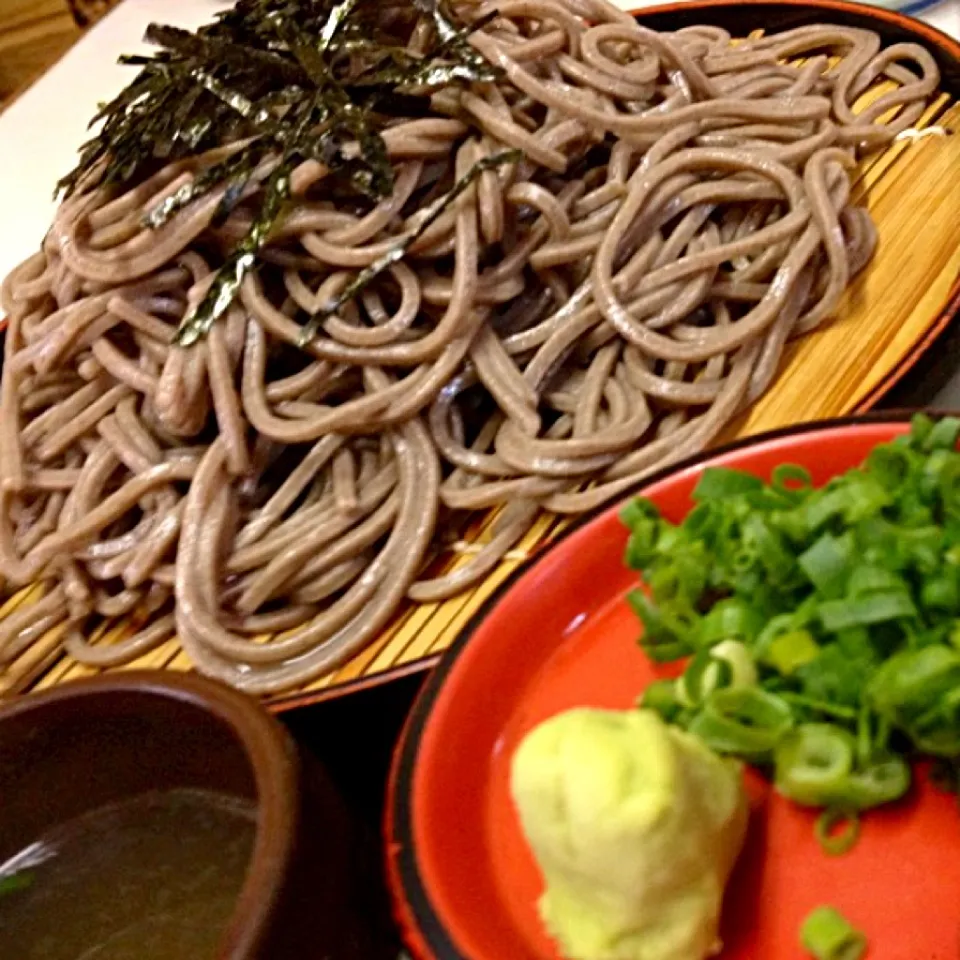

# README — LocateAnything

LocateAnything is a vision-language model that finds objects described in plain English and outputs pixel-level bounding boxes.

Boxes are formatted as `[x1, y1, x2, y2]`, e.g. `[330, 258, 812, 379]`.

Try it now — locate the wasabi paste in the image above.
[511, 708, 749, 960]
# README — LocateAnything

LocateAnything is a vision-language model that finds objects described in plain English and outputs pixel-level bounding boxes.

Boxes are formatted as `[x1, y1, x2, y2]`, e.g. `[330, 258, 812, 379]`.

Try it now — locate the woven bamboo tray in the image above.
[3, 0, 960, 711]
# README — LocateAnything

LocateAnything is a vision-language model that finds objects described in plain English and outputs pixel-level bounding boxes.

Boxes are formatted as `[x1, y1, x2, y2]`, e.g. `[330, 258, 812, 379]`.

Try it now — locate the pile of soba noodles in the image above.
[0, 0, 941, 692]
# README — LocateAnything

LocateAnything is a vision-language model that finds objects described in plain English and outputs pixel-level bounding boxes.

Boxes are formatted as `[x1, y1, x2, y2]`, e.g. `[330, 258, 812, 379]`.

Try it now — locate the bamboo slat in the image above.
[7, 80, 960, 711]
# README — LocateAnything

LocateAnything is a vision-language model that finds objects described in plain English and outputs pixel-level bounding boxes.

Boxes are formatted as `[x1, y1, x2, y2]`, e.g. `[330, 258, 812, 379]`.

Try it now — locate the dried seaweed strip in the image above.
[60, 0, 498, 343]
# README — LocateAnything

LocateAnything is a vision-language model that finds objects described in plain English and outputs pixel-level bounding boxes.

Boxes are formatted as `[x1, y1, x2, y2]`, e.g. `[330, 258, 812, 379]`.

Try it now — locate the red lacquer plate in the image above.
[386, 414, 960, 960]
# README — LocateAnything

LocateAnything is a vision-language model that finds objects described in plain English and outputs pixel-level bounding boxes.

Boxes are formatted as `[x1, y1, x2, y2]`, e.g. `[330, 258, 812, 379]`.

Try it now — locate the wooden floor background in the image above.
[0, 0, 120, 108]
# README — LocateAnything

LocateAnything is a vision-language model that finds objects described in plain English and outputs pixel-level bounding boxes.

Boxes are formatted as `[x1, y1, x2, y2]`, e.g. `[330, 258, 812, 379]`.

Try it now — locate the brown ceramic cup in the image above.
[0, 671, 396, 960]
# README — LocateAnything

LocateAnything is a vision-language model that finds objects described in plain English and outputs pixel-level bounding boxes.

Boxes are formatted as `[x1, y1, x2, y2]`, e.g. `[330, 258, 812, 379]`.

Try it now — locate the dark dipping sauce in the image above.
[0, 787, 257, 960]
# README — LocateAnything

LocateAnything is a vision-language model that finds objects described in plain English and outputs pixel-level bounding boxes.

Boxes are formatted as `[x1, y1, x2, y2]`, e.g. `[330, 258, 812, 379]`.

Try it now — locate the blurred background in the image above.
[0, 0, 118, 109]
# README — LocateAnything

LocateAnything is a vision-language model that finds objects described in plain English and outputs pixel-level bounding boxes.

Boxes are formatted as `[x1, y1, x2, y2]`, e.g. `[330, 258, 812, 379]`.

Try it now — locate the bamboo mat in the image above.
[4, 82, 960, 711]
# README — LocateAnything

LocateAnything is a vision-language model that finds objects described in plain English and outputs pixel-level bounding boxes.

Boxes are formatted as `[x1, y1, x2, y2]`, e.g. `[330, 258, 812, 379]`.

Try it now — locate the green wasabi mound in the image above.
[510, 707, 749, 960]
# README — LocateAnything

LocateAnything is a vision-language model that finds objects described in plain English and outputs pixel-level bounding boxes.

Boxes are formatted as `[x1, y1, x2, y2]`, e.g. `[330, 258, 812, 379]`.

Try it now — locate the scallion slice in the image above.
[687, 687, 793, 761]
[814, 810, 861, 857]
[800, 906, 866, 960]
[620, 414, 960, 836]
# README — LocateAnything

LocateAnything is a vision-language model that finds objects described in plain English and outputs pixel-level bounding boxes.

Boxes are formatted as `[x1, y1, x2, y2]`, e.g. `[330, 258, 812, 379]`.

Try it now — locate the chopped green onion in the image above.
[869, 645, 960, 751]
[814, 809, 862, 856]
[866, 444, 913, 489]
[620, 498, 658, 536]
[855, 703, 873, 767]
[817, 592, 916, 632]
[922, 415, 960, 452]
[845, 565, 907, 598]
[711, 640, 758, 688]
[622, 415, 960, 832]
[697, 598, 764, 648]
[908, 412, 935, 447]
[800, 906, 866, 960]
[921, 574, 960, 614]
[937, 458, 960, 519]
[845, 757, 910, 809]
[799, 533, 853, 599]
[764, 630, 821, 675]
[774, 724, 855, 808]
[804, 486, 856, 532]
[640, 679, 681, 722]
[778, 693, 858, 722]
[772, 464, 813, 494]
[693, 467, 764, 500]
[910, 691, 960, 755]
[742, 514, 796, 583]
[627, 590, 695, 662]
[676, 641, 757, 709]
[688, 687, 793, 762]
[774, 724, 909, 812]
[677, 650, 732, 708]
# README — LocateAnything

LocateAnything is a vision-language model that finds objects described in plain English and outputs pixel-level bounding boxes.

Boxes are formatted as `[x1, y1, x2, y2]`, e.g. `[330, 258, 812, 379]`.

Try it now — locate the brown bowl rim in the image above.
[0, 670, 299, 960]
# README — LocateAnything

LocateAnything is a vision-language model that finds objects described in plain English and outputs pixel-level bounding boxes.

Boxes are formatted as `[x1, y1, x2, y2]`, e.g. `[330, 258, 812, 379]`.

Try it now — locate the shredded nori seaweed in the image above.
[57, 0, 501, 346]
[297, 148, 522, 345]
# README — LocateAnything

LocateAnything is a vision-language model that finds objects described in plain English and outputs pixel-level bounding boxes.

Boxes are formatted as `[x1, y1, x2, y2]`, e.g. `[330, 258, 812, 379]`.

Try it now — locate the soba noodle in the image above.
[0, 0, 941, 692]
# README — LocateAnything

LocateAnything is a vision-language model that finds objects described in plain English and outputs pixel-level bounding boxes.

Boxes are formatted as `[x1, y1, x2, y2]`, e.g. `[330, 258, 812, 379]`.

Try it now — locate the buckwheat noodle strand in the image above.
[0, 0, 941, 692]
